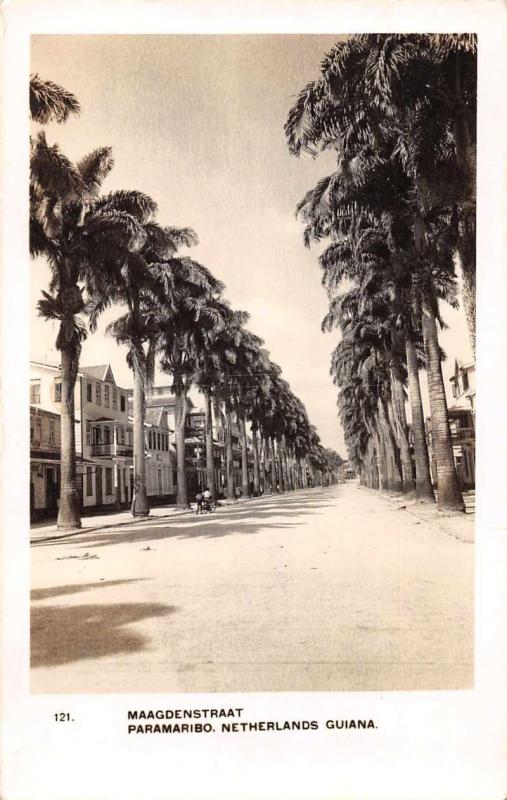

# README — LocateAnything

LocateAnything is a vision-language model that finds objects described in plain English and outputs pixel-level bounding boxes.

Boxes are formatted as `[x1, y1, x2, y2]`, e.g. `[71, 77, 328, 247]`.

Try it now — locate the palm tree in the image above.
[96, 216, 198, 517]
[287, 66, 465, 508]
[30, 74, 80, 124]
[285, 33, 476, 354]
[194, 307, 250, 497]
[31, 133, 154, 528]
[158, 266, 226, 508]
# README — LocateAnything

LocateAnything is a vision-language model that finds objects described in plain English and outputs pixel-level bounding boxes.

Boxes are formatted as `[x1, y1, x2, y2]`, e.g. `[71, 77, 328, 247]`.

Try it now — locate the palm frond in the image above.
[30, 73, 81, 124]
[30, 131, 84, 201]
[77, 148, 114, 195]
[94, 190, 157, 223]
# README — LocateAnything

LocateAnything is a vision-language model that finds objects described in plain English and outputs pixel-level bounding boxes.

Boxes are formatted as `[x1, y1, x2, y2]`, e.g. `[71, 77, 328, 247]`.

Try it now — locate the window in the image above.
[105, 468, 113, 495]
[49, 419, 55, 445]
[462, 372, 469, 391]
[112, 389, 117, 410]
[118, 426, 124, 444]
[86, 421, 91, 445]
[86, 467, 93, 496]
[104, 385, 110, 408]
[120, 394, 126, 412]
[30, 382, 40, 404]
[157, 433, 161, 451]
[54, 382, 62, 402]
[104, 427, 111, 445]
[95, 383, 101, 405]
[86, 382, 92, 402]
[35, 416, 42, 440]
[30, 417, 34, 443]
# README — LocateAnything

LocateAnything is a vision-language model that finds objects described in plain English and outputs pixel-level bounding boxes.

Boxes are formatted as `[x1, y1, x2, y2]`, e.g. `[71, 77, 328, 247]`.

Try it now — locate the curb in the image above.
[30, 486, 330, 545]
[30, 507, 194, 545]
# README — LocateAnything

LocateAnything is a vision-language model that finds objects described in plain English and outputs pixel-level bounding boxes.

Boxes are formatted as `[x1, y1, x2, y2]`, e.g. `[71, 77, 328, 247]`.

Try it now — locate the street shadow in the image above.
[34, 494, 338, 551]
[31, 601, 178, 667]
[31, 579, 145, 602]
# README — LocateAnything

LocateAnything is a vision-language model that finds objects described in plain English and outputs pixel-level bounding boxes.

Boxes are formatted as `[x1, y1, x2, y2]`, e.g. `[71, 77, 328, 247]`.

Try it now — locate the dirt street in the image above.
[31, 483, 474, 693]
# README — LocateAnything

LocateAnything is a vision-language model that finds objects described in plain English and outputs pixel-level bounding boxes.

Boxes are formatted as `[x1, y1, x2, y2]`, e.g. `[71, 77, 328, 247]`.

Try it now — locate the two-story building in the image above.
[425, 359, 475, 490]
[448, 359, 475, 489]
[30, 404, 61, 519]
[143, 407, 175, 502]
[30, 362, 176, 516]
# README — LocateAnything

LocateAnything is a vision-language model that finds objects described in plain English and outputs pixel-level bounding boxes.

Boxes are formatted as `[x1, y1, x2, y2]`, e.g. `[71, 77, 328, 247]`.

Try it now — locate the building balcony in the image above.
[451, 427, 475, 442]
[90, 443, 133, 457]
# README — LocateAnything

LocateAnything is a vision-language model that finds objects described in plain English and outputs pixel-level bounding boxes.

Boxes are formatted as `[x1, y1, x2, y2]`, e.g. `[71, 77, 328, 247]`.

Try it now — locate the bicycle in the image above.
[202, 497, 216, 513]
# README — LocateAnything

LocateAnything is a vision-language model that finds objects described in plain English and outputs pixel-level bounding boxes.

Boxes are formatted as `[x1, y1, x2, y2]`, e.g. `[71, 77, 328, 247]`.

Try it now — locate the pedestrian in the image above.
[195, 490, 203, 515]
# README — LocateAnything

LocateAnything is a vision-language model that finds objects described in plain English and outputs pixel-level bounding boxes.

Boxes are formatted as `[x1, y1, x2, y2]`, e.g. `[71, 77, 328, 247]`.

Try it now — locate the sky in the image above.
[30, 34, 473, 456]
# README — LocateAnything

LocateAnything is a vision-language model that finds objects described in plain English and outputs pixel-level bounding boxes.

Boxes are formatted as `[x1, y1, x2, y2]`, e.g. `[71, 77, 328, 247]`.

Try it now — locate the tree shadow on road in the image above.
[31, 600, 178, 667]
[31, 579, 145, 602]
[34, 494, 338, 551]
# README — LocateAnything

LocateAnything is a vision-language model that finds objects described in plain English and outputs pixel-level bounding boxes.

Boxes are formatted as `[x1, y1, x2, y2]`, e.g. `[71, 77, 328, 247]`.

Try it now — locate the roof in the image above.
[30, 405, 60, 418]
[146, 395, 195, 410]
[145, 408, 170, 429]
[81, 365, 116, 383]
[30, 360, 60, 372]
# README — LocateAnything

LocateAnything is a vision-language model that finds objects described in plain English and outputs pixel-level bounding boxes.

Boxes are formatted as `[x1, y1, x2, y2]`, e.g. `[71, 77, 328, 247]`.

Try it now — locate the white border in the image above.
[1, 2, 506, 799]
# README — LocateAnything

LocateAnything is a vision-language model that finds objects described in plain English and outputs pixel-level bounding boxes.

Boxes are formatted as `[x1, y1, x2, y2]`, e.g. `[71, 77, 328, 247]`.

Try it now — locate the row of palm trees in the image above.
[30, 75, 340, 530]
[285, 34, 476, 512]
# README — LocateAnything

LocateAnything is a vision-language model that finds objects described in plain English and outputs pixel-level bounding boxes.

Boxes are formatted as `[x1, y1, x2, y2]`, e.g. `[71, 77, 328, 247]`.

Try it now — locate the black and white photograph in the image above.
[1, 3, 506, 799]
[28, 32, 476, 694]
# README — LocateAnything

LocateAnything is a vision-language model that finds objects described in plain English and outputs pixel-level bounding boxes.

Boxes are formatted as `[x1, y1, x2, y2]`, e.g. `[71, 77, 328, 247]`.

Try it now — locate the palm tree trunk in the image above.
[252, 428, 261, 495]
[422, 306, 465, 511]
[405, 335, 435, 502]
[269, 437, 278, 492]
[262, 433, 271, 494]
[281, 436, 290, 490]
[456, 244, 476, 358]
[390, 374, 415, 493]
[372, 422, 388, 491]
[239, 414, 250, 498]
[56, 346, 81, 529]
[225, 406, 235, 500]
[174, 388, 188, 508]
[131, 365, 150, 517]
[262, 435, 270, 492]
[276, 438, 285, 492]
[453, 56, 476, 356]
[378, 398, 402, 492]
[204, 390, 216, 496]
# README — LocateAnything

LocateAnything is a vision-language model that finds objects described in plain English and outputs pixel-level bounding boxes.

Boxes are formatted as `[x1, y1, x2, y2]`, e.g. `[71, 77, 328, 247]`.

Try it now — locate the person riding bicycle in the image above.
[202, 487, 213, 512]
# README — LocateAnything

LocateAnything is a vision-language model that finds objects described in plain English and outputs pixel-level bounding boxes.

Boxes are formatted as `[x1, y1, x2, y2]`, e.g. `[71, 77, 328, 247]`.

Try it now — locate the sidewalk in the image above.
[365, 486, 475, 544]
[30, 504, 193, 544]
[29, 489, 311, 544]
